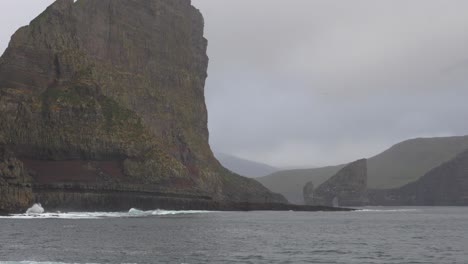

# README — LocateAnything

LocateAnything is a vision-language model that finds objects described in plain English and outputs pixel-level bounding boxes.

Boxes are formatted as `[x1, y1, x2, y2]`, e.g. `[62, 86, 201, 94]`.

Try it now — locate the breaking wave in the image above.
[25, 203, 45, 215]
[0, 208, 212, 219]
[0, 262, 102, 264]
[0, 262, 131, 264]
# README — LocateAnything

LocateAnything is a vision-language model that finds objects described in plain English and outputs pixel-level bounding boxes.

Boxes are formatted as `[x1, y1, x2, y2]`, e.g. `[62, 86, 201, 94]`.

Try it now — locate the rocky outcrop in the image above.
[0, 148, 33, 214]
[0, 0, 288, 213]
[302, 182, 315, 205]
[303, 159, 368, 206]
[369, 150, 468, 206]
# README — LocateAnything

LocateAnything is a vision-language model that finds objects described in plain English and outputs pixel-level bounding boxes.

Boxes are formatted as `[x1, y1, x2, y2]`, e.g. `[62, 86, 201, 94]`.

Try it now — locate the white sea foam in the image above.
[0, 208, 212, 219]
[25, 203, 45, 215]
[0, 262, 117, 264]
[0, 262, 91, 264]
[0, 262, 138, 264]
[0, 261, 137, 264]
[0, 262, 95, 264]
[0, 261, 136, 264]
[128, 208, 212, 217]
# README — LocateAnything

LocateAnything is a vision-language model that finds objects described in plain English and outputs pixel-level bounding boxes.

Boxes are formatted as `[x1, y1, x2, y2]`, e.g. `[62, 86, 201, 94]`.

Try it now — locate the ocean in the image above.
[0, 207, 467, 263]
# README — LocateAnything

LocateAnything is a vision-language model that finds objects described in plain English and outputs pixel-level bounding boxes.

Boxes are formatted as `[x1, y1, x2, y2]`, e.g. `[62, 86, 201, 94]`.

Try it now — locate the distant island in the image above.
[258, 136, 468, 205]
[303, 154, 468, 206]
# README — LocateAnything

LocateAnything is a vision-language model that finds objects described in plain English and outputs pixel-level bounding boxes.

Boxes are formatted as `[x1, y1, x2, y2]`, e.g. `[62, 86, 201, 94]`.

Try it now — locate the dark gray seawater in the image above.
[0, 207, 467, 264]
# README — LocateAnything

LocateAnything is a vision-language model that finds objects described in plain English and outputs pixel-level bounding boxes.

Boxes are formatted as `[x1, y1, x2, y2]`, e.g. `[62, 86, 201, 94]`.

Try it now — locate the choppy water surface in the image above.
[0, 207, 467, 263]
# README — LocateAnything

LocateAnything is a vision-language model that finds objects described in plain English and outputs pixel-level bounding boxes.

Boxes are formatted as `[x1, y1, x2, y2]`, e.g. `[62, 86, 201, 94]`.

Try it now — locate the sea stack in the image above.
[0, 0, 287, 213]
[304, 159, 368, 206]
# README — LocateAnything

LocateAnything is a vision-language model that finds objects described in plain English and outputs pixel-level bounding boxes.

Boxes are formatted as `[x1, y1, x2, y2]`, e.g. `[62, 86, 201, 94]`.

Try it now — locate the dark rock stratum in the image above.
[0, 0, 296, 213]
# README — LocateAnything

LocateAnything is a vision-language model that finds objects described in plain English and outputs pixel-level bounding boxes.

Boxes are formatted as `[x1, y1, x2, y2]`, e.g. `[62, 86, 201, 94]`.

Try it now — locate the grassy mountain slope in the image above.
[257, 135, 468, 204]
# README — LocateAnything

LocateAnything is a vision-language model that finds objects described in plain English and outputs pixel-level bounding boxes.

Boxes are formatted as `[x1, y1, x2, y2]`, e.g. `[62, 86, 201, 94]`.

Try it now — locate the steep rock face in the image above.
[0, 147, 33, 214]
[369, 150, 468, 206]
[0, 0, 286, 213]
[303, 159, 368, 206]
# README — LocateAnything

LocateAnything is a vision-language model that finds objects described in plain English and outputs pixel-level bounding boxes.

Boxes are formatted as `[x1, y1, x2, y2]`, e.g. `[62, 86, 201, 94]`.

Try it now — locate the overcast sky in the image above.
[1, 1, 468, 168]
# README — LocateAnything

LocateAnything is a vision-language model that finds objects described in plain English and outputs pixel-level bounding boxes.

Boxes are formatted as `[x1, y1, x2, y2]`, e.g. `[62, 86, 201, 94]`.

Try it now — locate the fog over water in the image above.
[1, 1, 468, 167]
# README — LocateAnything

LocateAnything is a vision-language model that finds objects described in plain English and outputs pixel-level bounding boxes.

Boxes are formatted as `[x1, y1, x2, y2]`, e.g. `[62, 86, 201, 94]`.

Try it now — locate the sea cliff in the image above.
[0, 0, 291, 213]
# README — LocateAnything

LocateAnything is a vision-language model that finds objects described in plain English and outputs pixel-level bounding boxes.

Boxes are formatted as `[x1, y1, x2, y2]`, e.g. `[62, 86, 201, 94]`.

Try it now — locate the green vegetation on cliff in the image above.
[0, 0, 286, 213]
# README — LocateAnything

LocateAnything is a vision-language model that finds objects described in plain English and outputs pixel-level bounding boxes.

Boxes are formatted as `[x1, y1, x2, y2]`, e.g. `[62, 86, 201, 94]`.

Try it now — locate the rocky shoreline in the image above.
[35, 184, 354, 212]
[3, 187, 354, 214]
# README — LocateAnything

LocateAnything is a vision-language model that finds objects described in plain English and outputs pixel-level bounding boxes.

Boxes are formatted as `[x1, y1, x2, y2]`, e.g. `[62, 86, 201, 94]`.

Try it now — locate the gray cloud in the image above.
[1, 1, 468, 168]
[193, 0, 468, 167]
